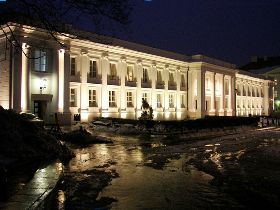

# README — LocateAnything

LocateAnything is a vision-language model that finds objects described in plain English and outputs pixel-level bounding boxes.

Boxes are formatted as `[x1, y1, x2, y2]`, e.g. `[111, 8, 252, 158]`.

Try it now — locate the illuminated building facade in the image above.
[0, 23, 274, 124]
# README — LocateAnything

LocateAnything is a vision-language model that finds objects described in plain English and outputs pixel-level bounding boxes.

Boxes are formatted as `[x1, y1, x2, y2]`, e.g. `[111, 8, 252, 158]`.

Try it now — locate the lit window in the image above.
[127, 66, 134, 81]
[157, 70, 162, 82]
[70, 57, 76, 76]
[243, 86, 247, 96]
[143, 68, 149, 83]
[237, 84, 242, 95]
[225, 79, 229, 95]
[157, 94, 162, 108]
[225, 98, 228, 109]
[206, 78, 210, 90]
[127, 91, 133, 107]
[70, 88, 77, 107]
[110, 63, 117, 79]
[181, 74, 186, 87]
[89, 60, 97, 78]
[34, 49, 47, 72]
[181, 94, 185, 108]
[169, 94, 174, 108]
[237, 99, 240, 108]
[109, 91, 116, 107]
[274, 90, 278, 98]
[142, 92, 148, 102]
[89, 89, 97, 107]
[169, 72, 174, 83]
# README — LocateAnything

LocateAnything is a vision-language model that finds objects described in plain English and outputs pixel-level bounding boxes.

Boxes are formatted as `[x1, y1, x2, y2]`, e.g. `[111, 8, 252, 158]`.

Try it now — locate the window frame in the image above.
[157, 94, 162, 108]
[70, 57, 76, 76]
[89, 89, 97, 107]
[89, 60, 98, 78]
[169, 94, 174, 108]
[142, 68, 149, 83]
[127, 65, 134, 82]
[109, 63, 117, 79]
[109, 90, 116, 107]
[126, 91, 133, 107]
[70, 88, 77, 107]
[34, 49, 47, 72]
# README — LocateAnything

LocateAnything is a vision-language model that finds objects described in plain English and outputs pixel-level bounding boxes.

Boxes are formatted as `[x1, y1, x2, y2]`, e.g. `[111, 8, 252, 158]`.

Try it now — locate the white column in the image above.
[188, 70, 194, 113]
[164, 67, 169, 110]
[264, 82, 269, 115]
[101, 55, 109, 111]
[80, 55, 89, 122]
[21, 43, 29, 112]
[136, 62, 142, 114]
[151, 66, 157, 110]
[58, 49, 65, 112]
[120, 61, 126, 111]
[176, 69, 180, 110]
[210, 72, 215, 113]
[196, 69, 205, 118]
[231, 76, 235, 116]
[219, 75, 224, 115]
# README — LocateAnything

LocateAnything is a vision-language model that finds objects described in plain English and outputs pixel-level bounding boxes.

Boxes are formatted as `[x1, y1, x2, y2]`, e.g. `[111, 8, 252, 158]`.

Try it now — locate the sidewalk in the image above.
[0, 162, 62, 210]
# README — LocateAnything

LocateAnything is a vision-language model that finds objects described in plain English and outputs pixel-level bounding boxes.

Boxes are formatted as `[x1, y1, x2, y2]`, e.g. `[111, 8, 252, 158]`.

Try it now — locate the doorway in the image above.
[34, 100, 47, 119]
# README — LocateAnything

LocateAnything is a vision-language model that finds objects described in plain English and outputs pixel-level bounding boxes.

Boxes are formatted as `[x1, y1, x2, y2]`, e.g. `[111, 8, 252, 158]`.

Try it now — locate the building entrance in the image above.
[33, 100, 47, 119]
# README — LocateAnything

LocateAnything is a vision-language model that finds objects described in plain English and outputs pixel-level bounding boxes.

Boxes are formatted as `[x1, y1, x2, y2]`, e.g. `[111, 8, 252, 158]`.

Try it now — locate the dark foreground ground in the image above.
[55, 125, 280, 210]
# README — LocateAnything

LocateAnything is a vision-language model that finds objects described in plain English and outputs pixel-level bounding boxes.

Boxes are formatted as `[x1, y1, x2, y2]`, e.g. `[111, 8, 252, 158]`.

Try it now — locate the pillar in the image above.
[120, 61, 126, 116]
[80, 54, 89, 122]
[58, 49, 65, 112]
[231, 76, 236, 116]
[219, 75, 225, 115]
[196, 69, 205, 118]
[21, 43, 29, 112]
[210, 72, 216, 114]
[101, 55, 109, 112]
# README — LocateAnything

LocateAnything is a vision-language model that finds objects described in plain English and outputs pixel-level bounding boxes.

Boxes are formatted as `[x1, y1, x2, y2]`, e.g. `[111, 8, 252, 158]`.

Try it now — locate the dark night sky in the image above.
[76, 0, 280, 66]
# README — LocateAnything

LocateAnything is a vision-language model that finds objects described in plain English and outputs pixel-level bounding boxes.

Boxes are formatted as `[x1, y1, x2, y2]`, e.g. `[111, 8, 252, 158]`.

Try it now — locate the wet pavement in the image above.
[0, 162, 62, 210]
[56, 126, 280, 209]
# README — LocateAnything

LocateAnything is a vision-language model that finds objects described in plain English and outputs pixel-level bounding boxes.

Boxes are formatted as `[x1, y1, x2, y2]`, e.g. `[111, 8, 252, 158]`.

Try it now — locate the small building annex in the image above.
[0, 23, 274, 124]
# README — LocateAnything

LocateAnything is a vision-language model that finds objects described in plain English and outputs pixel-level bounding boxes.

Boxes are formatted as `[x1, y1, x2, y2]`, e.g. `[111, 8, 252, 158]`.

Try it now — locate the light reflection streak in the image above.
[256, 127, 275, 131]
[210, 151, 222, 170]
[57, 190, 65, 210]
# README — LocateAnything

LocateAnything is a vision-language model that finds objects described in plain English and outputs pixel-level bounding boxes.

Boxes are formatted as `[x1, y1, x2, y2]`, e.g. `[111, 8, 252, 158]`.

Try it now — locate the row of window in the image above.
[236, 84, 264, 97]
[205, 78, 230, 95]
[70, 58, 186, 86]
[236, 99, 263, 109]
[70, 88, 185, 109]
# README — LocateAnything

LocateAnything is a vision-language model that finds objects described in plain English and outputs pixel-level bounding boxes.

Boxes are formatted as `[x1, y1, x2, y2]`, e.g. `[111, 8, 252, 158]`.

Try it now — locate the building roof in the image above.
[240, 56, 280, 70]
[248, 66, 280, 75]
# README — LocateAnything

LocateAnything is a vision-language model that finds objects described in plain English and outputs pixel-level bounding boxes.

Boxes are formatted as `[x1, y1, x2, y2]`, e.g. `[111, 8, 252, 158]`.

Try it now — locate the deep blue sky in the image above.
[76, 0, 280, 66]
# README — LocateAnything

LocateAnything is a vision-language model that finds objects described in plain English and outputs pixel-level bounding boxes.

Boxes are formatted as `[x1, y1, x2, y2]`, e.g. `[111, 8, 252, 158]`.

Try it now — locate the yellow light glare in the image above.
[80, 112, 89, 122]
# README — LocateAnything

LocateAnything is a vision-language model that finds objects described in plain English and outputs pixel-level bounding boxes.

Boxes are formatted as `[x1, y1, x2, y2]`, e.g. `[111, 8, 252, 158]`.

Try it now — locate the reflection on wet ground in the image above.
[57, 128, 280, 209]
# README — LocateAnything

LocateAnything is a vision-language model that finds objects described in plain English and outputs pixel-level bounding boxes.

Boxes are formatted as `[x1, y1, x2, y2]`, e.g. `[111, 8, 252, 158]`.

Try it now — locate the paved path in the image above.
[0, 162, 62, 210]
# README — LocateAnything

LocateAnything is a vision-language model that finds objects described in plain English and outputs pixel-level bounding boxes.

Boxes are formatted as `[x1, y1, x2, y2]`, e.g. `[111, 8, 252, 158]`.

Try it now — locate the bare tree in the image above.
[0, 0, 131, 58]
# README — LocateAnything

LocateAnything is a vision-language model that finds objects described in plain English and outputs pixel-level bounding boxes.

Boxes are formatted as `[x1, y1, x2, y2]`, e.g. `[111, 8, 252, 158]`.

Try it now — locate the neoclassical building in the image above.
[0, 23, 274, 124]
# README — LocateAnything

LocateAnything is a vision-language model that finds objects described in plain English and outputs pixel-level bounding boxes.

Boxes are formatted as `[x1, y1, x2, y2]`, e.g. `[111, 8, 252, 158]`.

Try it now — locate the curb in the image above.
[0, 162, 63, 210]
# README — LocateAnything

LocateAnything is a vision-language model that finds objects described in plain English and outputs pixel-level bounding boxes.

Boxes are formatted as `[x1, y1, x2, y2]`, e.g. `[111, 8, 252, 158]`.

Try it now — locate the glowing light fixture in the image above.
[39, 78, 47, 93]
